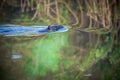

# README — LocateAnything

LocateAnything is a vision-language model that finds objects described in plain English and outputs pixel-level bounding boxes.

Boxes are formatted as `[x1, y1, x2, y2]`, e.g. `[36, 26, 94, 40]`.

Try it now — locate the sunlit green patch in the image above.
[24, 32, 69, 76]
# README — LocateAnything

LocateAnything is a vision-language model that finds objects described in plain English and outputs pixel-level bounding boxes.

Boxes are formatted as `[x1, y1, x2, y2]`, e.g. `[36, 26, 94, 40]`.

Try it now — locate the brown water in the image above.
[0, 30, 112, 80]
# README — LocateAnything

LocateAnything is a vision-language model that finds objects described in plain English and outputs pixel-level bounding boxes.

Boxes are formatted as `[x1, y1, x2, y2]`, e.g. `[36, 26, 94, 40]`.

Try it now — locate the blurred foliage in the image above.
[110, 44, 120, 64]
[101, 43, 120, 80]
[80, 36, 111, 71]
[0, 0, 120, 80]
[115, 5, 120, 20]
[1, 0, 119, 31]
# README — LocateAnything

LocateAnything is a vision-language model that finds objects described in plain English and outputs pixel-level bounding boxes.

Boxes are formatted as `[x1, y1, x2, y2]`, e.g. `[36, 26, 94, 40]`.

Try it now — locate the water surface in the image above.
[0, 29, 111, 80]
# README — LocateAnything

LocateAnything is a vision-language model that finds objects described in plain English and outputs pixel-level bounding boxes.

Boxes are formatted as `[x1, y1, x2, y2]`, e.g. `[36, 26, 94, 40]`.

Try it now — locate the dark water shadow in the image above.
[0, 35, 45, 80]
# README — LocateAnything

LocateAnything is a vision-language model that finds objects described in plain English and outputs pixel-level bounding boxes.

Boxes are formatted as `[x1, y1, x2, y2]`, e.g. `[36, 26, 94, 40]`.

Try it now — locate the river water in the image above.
[0, 29, 112, 80]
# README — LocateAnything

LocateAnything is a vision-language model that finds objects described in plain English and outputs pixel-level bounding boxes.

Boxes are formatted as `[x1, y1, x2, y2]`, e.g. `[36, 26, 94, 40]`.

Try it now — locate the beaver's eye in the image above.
[47, 26, 51, 31]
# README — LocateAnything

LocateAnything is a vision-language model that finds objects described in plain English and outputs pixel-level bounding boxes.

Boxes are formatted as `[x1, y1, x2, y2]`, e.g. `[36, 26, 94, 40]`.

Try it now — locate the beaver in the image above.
[47, 25, 64, 32]
[0, 24, 68, 36]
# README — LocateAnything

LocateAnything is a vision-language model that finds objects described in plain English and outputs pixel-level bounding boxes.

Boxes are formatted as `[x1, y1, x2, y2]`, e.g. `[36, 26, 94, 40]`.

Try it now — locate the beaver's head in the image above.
[47, 25, 64, 32]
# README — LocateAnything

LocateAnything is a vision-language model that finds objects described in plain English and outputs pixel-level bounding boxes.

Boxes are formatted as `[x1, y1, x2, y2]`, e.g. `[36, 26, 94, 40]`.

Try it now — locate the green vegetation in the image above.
[101, 43, 120, 80]
[116, 5, 120, 19]
[1, 0, 119, 31]
[110, 45, 120, 64]
[80, 36, 111, 71]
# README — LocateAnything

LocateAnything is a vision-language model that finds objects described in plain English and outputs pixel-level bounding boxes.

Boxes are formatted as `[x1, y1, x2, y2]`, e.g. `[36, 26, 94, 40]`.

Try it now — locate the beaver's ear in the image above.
[48, 25, 51, 27]
[48, 25, 51, 28]
[48, 25, 51, 30]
